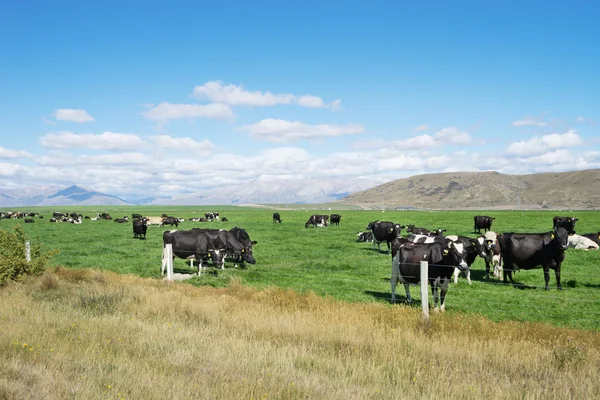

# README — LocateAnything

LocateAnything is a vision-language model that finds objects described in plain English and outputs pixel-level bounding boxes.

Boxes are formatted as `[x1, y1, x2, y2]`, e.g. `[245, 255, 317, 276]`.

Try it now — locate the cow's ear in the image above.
[551, 233, 555, 239]
[389, 228, 394, 233]
[241, 249, 245, 253]
[252, 240, 258, 245]
[442, 249, 449, 255]
[471, 240, 476, 246]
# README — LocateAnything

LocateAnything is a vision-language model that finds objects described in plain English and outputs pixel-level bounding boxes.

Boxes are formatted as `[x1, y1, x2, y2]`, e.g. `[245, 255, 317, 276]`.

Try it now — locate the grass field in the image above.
[4, 206, 600, 330]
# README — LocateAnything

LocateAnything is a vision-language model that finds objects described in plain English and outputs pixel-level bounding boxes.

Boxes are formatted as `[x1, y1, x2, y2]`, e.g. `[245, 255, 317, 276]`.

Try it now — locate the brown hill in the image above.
[341, 169, 600, 210]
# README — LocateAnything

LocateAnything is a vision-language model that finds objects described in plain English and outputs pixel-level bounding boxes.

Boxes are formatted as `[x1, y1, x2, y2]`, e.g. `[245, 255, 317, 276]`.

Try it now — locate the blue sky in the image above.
[1, 1, 598, 198]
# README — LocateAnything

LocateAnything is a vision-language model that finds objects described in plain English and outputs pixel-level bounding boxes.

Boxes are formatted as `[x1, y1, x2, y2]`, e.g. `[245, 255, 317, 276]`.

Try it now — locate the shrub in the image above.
[0, 225, 58, 286]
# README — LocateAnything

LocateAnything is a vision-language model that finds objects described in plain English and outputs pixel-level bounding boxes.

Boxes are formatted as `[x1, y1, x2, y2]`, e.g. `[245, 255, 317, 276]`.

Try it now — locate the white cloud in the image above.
[434, 127, 471, 145]
[577, 116, 597, 126]
[150, 135, 216, 155]
[142, 102, 234, 121]
[53, 109, 95, 123]
[0, 162, 28, 177]
[505, 130, 583, 157]
[40, 131, 147, 151]
[512, 116, 547, 127]
[414, 124, 429, 132]
[37, 152, 149, 167]
[0, 146, 32, 159]
[191, 81, 340, 109]
[240, 119, 364, 142]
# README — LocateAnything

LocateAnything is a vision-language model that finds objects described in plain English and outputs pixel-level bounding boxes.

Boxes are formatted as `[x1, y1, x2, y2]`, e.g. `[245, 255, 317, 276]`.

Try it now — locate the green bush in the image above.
[0, 225, 58, 285]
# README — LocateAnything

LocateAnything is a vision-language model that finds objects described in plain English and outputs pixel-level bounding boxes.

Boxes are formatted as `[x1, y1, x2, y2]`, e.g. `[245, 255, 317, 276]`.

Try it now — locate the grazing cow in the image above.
[390, 238, 469, 311]
[114, 218, 128, 223]
[24, 218, 35, 223]
[132, 213, 143, 220]
[305, 214, 329, 228]
[498, 227, 569, 290]
[356, 231, 374, 242]
[272, 212, 282, 223]
[161, 217, 179, 227]
[330, 214, 342, 226]
[567, 234, 599, 250]
[132, 218, 148, 239]
[227, 227, 258, 267]
[582, 232, 600, 246]
[162, 230, 227, 275]
[553, 216, 578, 234]
[366, 221, 404, 253]
[474, 216, 495, 233]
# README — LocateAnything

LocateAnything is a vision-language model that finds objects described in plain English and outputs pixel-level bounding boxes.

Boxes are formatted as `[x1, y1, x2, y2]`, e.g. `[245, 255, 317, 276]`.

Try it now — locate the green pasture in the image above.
[3, 205, 600, 330]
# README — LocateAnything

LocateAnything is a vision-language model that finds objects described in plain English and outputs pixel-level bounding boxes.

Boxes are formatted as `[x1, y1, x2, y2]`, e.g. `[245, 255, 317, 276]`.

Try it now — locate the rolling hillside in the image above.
[341, 169, 600, 210]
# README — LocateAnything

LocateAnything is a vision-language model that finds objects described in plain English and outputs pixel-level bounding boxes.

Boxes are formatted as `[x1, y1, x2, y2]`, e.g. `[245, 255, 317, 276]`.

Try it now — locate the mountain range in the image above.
[1, 169, 599, 209]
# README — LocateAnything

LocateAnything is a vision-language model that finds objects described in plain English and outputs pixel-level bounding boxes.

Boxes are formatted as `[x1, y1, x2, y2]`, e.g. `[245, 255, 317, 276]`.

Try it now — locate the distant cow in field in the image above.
[305, 214, 328, 228]
[567, 234, 599, 250]
[330, 214, 342, 226]
[24, 218, 35, 223]
[273, 212, 282, 223]
[553, 216, 578, 234]
[366, 221, 404, 253]
[498, 227, 569, 290]
[474, 216, 495, 233]
[114, 218, 128, 223]
[582, 232, 600, 246]
[132, 213, 143, 220]
[161, 217, 179, 227]
[356, 231, 373, 242]
[132, 218, 148, 239]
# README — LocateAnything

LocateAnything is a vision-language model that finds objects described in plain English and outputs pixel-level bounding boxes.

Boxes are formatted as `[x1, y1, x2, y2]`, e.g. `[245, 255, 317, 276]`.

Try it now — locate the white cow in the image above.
[568, 234, 599, 250]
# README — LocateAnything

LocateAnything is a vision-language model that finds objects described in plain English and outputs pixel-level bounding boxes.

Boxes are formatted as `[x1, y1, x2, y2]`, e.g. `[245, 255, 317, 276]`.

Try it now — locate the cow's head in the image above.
[239, 245, 256, 264]
[443, 240, 469, 271]
[551, 227, 570, 250]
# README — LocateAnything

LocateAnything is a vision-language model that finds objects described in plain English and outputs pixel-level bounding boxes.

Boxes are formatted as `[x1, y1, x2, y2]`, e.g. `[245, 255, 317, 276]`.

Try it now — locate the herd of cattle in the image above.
[5, 208, 599, 312]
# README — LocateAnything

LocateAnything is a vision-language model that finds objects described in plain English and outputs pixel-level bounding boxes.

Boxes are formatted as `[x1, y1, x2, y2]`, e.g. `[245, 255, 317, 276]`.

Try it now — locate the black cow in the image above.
[161, 217, 179, 227]
[305, 214, 328, 228]
[474, 216, 495, 233]
[390, 238, 469, 311]
[114, 218, 128, 223]
[582, 232, 600, 246]
[162, 230, 227, 275]
[24, 218, 35, 223]
[132, 213, 143, 220]
[553, 216, 578, 234]
[366, 221, 404, 253]
[330, 214, 342, 226]
[100, 212, 112, 220]
[221, 217, 228, 222]
[498, 227, 569, 290]
[273, 212, 282, 223]
[228, 227, 258, 267]
[356, 231, 373, 242]
[133, 218, 148, 239]
[406, 225, 431, 235]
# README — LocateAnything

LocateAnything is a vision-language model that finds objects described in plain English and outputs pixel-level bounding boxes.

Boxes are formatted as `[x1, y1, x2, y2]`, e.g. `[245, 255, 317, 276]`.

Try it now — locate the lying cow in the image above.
[498, 227, 569, 290]
[356, 231, 373, 242]
[567, 234, 599, 250]
[390, 238, 469, 311]
[582, 232, 600, 246]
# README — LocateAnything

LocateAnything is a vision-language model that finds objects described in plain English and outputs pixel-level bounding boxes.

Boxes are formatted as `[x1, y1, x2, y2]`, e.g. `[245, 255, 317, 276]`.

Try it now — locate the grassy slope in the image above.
[4, 206, 600, 330]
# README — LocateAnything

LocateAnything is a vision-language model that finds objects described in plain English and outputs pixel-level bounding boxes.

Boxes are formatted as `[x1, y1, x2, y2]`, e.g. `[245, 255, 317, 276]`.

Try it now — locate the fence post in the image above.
[25, 241, 31, 263]
[420, 260, 429, 320]
[165, 244, 173, 281]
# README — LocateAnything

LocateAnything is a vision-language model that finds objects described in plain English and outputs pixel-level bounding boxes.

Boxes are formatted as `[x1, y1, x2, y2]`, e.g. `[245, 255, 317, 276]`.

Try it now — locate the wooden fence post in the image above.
[165, 244, 173, 281]
[25, 241, 31, 263]
[420, 260, 429, 320]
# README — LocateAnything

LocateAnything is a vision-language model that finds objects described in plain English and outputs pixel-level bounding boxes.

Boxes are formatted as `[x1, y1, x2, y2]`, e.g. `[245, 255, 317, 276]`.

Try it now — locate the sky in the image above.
[1, 1, 599, 199]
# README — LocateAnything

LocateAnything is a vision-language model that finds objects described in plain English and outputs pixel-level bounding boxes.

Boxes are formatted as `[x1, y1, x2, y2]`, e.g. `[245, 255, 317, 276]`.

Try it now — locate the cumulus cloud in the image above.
[0, 162, 28, 177]
[505, 130, 583, 157]
[512, 116, 547, 127]
[40, 131, 147, 151]
[150, 135, 216, 155]
[434, 127, 471, 145]
[191, 81, 341, 109]
[240, 119, 364, 142]
[0, 146, 32, 159]
[53, 109, 95, 123]
[354, 127, 470, 151]
[142, 102, 234, 121]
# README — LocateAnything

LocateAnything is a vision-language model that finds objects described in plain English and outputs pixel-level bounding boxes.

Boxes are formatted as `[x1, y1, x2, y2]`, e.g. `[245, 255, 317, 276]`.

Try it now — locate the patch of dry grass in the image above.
[1, 268, 599, 399]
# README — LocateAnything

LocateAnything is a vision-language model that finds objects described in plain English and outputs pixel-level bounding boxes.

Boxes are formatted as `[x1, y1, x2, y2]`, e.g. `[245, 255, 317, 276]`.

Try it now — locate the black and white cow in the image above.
[162, 229, 227, 275]
[366, 221, 404, 253]
[390, 238, 469, 311]
[498, 227, 569, 290]
[474, 216, 495, 233]
[356, 231, 374, 242]
[552, 216, 578, 234]
[161, 217, 179, 227]
[329, 214, 342, 226]
[205, 212, 220, 221]
[272, 212, 282, 223]
[581, 232, 600, 246]
[406, 225, 431, 235]
[228, 227, 258, 267]
[133, 218, 148, 239]
[305, 214, 329, 228]
[567, 234, 599, 250]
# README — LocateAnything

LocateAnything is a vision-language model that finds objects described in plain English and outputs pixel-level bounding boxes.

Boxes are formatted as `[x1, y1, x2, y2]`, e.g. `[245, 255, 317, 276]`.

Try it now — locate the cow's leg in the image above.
[431, 278, 440, 312]
[555, 264, 562, 290]
[543, 266, 550, 291]
[391, 253, 399, 303]
[404, 283, 412, 304]
[439, 277, 449, 312]
[485, 260, 490, 280]
[453, 267, 459, 284]
[466, 269, 472, 285]
[386, 241, 391, 255]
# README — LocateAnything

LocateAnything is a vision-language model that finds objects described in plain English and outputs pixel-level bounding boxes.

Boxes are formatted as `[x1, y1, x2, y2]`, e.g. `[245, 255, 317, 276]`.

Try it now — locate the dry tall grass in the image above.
[1, 267, 599, 399]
